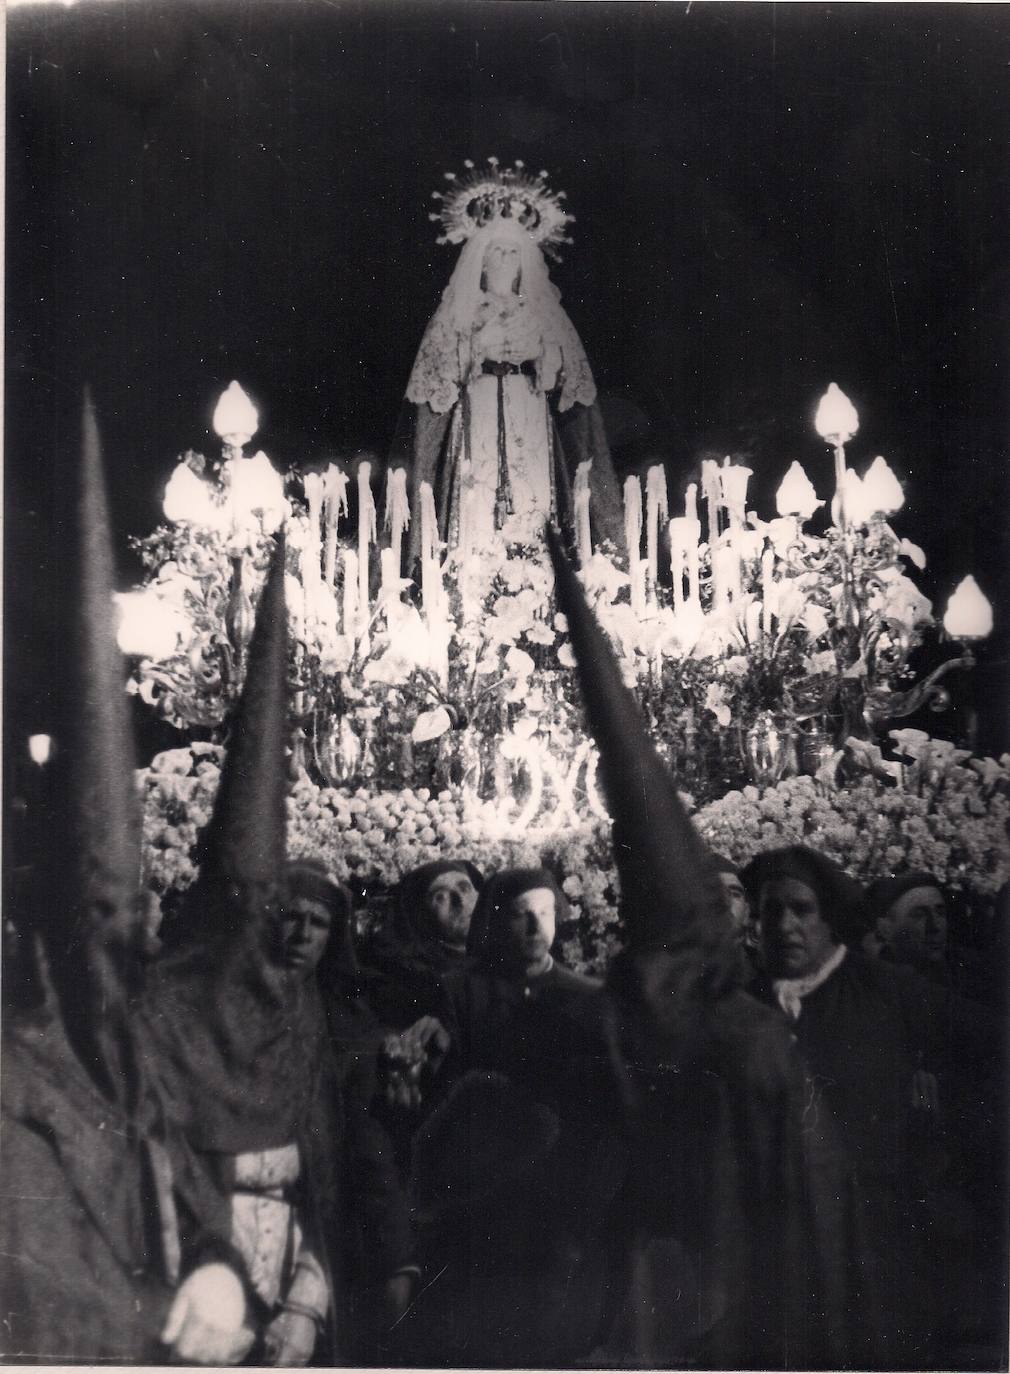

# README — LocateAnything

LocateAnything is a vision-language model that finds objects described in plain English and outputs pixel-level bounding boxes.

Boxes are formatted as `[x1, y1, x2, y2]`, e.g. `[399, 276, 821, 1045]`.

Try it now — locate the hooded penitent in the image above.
[41, 391, 145, 1108]
[1, 395, 239, 1362]
[543, 524, 735, 987]
[138, 538, 328, 1154]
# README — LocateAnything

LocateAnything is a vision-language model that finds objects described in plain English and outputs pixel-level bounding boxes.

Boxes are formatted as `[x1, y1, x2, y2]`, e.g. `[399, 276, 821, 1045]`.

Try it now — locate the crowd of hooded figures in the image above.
[1, 399, 1007, 1371]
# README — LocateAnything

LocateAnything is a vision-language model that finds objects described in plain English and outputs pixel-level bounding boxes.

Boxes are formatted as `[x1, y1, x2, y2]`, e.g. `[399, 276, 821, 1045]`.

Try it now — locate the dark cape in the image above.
[542, 524, 876, 1369]
[749, 948, 1007, 1369]
[388, 864, 624, 1370]
[0, 396, 240, 1363]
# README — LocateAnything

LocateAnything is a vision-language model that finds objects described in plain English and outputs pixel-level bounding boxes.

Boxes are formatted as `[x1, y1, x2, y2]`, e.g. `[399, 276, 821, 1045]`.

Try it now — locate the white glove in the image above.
[160, 1262, 255, 1365]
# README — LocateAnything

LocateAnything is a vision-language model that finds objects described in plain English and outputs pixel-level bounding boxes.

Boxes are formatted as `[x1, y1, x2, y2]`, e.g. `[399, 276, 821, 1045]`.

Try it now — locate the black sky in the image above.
[6, 0, 1009, 749]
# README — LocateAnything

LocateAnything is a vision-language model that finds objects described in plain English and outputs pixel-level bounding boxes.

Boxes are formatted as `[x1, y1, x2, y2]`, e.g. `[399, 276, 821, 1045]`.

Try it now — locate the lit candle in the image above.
[624, 475, 645, 619]
[574, 460, 593, 564]
[419, 482, 439, 622]
[341, 549, 358, 637]
[303, 473, 324, 586]
[323, 464, 349, 584]
[645, 465, 669, 600]
[670, 517, 701, 613]
[384, 466, 410, 578]
[380, 548, 398, 615]
[701, 460, 721, 546]
[761, 547, 775, 638]
[943, 575, 993, 640]
[357, 462, 376, 633]
[720, 462, 753, 529]
[685, 520, 701, 605]
[669, 518, 685, 612]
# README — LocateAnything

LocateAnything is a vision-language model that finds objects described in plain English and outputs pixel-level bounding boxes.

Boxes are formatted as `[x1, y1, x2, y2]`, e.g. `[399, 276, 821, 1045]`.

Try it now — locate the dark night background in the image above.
[6, 0, 1010, 769]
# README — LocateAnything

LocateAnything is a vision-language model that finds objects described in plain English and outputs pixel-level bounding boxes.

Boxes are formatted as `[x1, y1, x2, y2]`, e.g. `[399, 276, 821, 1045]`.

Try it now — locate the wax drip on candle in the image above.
[574, 461, 593, 565]
[303, 473, 324, 585]
[384, 467, 410, 576]
[701, 460, 721, 546]
[624, 476, 645, 618]
[323, 465, 349, 584]
[357, 463, 376, 645]
[645, 465, 669, 600]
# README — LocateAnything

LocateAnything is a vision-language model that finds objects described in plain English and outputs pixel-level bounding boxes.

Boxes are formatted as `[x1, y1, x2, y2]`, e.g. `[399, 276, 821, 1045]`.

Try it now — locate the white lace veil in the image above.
[405, 218, 597, 415]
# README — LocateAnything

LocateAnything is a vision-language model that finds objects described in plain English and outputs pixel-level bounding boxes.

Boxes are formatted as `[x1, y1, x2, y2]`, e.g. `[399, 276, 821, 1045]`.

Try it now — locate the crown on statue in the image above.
[429, 157, 574, 259]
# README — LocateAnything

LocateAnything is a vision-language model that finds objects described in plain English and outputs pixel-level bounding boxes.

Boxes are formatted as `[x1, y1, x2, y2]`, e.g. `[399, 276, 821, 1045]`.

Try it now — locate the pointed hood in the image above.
[197, 534, 289, 906]
[545, 524, 732, 966]
[42, 392, 143, 1103]
[137, 540, 321, 1154]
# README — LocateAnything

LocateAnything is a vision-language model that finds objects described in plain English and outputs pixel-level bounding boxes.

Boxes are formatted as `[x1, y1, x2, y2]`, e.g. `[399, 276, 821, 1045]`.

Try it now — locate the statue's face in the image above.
[482, 241, 522, 297]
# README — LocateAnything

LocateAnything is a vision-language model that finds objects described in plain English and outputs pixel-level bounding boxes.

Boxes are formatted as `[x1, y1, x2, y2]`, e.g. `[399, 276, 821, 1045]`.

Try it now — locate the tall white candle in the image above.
[357, 462, 376, 632]
[686, 525, 701, 605]
[419, 482, 439, 622]
[623, 475, 642, 564]
[701, 460, 721, 546]
[645, 465, 669, 599]
[574, 460, 593, 564]
[323, 464, 349, 585]
[669, 517, 689, 612]
[384, 466, 410, 577]
[624, 475, 645, 619]
[685, 482, 698, 524]
[303, 473, 324, 585]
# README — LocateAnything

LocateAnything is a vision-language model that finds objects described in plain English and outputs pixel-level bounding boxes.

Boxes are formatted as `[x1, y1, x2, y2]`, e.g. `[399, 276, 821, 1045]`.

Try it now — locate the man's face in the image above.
[718, 871, 750, 937]
[504, 887, 556, 973]
[278, 897, 332, 975]
[883, 885, 948, 965]
[759, 877, 838, 980]
[424, 870, 479, 947]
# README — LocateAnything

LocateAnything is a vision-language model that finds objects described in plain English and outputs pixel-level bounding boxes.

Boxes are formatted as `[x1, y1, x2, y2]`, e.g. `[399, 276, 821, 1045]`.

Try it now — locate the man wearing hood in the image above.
[1, 398, 253, 1365]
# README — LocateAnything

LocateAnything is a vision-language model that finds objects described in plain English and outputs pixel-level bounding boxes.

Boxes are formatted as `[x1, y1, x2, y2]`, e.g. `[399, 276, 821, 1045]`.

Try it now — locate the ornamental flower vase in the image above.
[742, 711, 794, 789]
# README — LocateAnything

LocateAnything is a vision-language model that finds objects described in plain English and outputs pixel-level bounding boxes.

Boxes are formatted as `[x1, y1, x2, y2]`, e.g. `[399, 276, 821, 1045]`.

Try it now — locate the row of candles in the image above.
[118, 381, 994, 661]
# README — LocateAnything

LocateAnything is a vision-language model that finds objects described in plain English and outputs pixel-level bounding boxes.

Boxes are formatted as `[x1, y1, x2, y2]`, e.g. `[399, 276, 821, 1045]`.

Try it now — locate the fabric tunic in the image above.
[749, 947, 1003, 1368]
[0, 1002, 237, 1364]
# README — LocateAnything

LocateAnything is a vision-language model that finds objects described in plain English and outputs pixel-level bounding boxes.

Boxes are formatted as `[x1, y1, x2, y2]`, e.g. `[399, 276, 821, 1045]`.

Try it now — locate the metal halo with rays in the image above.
[428, 156, 574, 259]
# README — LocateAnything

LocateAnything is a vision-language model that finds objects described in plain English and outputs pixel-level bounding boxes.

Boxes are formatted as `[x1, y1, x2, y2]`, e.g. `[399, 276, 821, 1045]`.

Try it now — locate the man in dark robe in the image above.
[745, 845, 1007, 1369]
[135, 547, 416, 1365]
[1, 397, 252, 1364]
[543, 523, 873, 1369]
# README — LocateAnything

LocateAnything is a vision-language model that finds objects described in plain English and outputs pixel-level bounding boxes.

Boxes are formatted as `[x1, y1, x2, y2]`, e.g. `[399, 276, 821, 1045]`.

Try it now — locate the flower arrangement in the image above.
[140, 735, 1010, 973]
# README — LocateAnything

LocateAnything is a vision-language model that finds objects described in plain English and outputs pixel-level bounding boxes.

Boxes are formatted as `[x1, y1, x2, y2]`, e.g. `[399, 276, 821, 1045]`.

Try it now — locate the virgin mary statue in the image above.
[388, 159, 624, 569]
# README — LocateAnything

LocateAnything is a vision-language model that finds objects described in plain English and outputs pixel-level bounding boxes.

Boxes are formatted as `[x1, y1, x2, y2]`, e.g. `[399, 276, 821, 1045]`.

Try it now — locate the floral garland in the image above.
[140, 736, 1010, 974]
